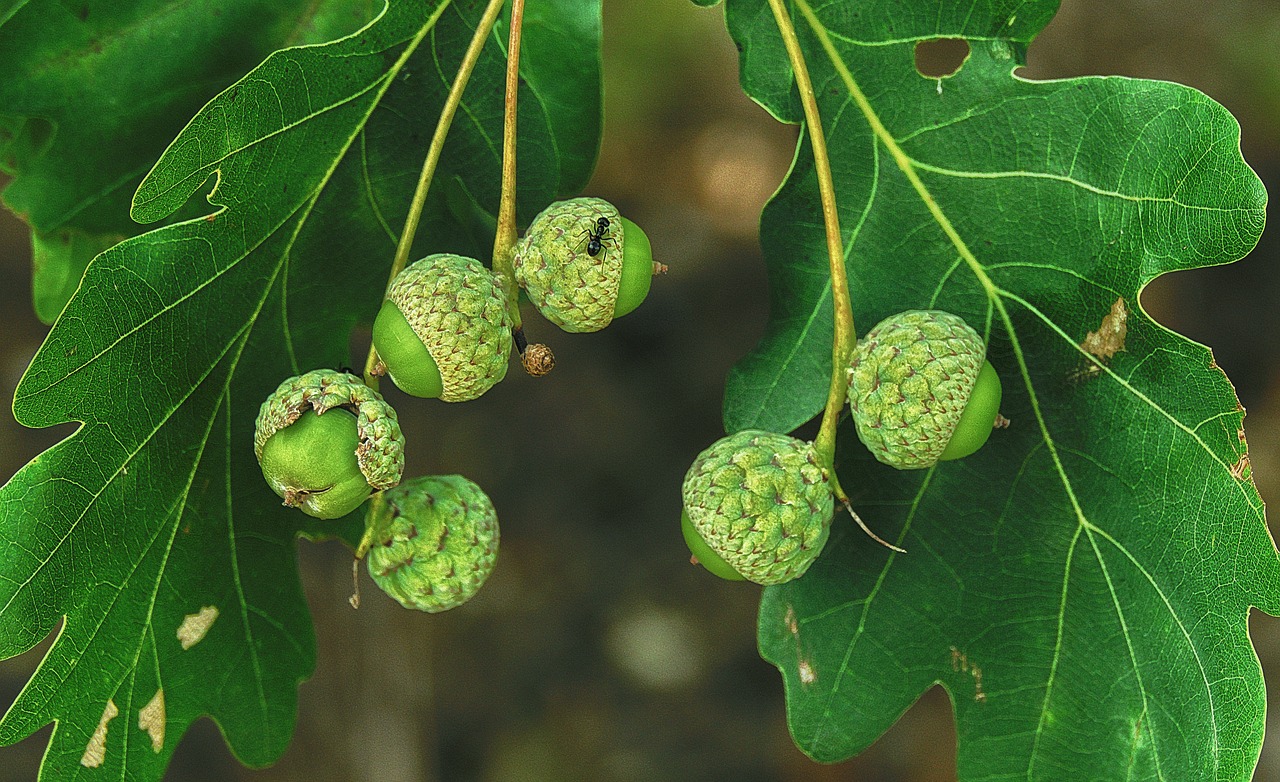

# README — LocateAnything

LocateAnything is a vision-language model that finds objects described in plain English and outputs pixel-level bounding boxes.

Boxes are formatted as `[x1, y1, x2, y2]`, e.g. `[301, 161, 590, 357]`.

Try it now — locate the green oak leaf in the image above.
[0, 0, 600, 779]
[0, 0, 28, 27]
[0, 0, 384, 324]
[719, 0, 1276, 778]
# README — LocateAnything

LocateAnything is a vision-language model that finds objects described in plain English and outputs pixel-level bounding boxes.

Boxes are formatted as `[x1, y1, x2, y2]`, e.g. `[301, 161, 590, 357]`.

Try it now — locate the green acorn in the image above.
[846, 309, 1003, 470]
[365, 475, 499, 613]
[254, 369, 405, 519]
[372, 254, 512, 401]
[513, 197, 662, 333]
[681, 430, 834, 585]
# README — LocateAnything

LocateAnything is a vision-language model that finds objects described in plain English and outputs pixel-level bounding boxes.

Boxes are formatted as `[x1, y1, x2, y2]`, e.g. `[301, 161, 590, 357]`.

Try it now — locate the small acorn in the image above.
[681, 430, 834, 585]
[254, 369, 405, 519]
[513, 197, 662, 332]
[847, 309, 1003, 470]
[365, 475, 499, 613]
[372, 254, 512, 401]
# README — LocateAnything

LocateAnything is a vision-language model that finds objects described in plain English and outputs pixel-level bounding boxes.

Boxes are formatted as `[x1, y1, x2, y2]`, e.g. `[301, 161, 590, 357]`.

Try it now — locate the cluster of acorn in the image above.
[680, 309, 1005, 585]
[252, 197, 660, 612]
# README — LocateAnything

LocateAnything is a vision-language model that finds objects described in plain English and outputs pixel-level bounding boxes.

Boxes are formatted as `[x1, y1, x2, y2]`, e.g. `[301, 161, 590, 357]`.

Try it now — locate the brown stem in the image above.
[491, 0, 526, 328]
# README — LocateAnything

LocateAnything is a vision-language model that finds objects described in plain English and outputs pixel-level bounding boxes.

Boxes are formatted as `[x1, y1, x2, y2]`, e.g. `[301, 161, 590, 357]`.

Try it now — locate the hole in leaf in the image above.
[914, 38, 970, 78]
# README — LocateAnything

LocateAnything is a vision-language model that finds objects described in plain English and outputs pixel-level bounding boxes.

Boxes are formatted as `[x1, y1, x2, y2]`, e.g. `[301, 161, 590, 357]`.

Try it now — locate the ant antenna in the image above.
[843, 501, 906, 553]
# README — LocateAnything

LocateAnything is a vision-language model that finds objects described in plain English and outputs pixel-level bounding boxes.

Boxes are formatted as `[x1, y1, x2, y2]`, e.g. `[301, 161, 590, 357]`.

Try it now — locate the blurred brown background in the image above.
[2, 0, 1279, 780]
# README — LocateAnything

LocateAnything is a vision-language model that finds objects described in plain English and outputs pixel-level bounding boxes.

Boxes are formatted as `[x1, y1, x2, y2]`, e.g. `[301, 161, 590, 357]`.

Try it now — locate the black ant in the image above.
[578, 216, 613, 257]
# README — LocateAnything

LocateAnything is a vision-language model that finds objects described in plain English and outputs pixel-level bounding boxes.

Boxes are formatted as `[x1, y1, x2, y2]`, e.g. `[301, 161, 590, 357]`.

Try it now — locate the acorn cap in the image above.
[254, 369, 404, 490]
[366, 475, 499, 613]
[846, 309, 986, 469]
[513, 197, 623, 333]
[682, 430, 834, 585]
[386, 254, 512, 402]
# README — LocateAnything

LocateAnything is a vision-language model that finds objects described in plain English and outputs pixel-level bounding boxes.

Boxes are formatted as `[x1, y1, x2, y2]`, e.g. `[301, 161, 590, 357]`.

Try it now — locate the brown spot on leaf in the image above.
[139, 689, 165, 752]
[177, 606, 219, 649]
[1071, 298, 1128, 382]
[81, 699, 118, 767]
[784, 606, 815, 684]
[949, 646, 986, 702]
[1082, 297, 1128, 360]
[1231, 453, 1251, 481]
[798, 658, 817, 685]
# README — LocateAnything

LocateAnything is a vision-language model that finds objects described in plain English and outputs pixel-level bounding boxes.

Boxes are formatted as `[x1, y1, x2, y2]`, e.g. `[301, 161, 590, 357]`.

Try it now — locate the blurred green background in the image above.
[2, 0, 1279, 779]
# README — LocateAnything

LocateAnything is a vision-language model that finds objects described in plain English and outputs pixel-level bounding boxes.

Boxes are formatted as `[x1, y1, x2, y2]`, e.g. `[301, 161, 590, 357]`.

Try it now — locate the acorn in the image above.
[365, 475, 499, 613]
[254, 369, 404, 519]
[846, 309, 1003, 469]
[372, 254, 512, 401]
[513, 197, 662, 332]
[681, 430, 834, 585]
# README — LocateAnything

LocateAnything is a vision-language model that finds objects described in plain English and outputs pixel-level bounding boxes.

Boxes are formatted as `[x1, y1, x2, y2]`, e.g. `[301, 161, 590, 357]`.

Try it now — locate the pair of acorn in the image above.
[680, 309, 1005, 585]
[373, 196, 658, 399]
[253, 198, 659, 612]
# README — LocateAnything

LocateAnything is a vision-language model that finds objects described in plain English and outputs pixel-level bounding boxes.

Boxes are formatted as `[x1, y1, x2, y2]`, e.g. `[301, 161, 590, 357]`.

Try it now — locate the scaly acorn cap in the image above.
[254, 369, 405, 491]
[512, 197, 654, 333]
[365, 475, 499, 613]
[846, 309, 991, 469]
[682, 430, 834, 585]
[382, 254, 512, 402]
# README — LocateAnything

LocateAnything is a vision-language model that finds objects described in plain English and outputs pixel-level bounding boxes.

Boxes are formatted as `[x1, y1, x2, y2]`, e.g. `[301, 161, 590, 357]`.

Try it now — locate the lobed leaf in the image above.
[717, 0, 1277, 778]
[0, 0, 601, 779]
[0, 0, 382, 323]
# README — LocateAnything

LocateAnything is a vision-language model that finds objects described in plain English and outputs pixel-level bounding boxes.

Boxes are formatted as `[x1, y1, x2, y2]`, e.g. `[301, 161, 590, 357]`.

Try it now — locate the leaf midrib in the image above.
[788, 0, 1257, 771]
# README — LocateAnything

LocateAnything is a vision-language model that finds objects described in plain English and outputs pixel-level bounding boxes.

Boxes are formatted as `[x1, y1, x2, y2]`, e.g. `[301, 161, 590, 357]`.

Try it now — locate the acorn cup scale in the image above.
[254, 369, 405, 519]
[847, 309, 1004, 469]
[365, 475, 499, 613]
[681, 430, 835, 585]
[372, 253, 512, 401]
[513, 197, 661, 332]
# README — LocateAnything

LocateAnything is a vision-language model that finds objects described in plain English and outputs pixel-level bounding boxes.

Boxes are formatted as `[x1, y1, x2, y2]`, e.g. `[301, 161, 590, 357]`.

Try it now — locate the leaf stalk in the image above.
[765, 0, 856, 486]
[492, 0, 526, 328]
[362, 0, 508, 387]
[357, 0, 506, 560]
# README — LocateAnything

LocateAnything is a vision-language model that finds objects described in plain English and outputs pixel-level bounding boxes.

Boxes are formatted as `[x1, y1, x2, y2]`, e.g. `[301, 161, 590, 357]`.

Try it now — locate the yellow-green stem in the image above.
[793, 0, 1084, 537]
[792, 0, 997, 303]
[357, 0, 504, 546]
[492, 0, 526, 328]
[362, 0, 508, 386]
[766, 0, 855, 490]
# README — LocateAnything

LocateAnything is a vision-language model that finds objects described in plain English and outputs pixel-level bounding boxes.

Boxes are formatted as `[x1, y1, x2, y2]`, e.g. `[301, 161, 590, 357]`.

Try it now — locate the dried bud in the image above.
[521, 343, 555, 376]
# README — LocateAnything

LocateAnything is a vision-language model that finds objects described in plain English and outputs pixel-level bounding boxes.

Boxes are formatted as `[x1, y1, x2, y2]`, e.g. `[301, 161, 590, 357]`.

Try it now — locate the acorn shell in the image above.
[681, 430, 834, 585]
[846, 309, 986, 469]
[513, 197, 624, 333]
[385, 254, 512, 402]
[366, 475, 499, 613]
[253, 369, 404, 491]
